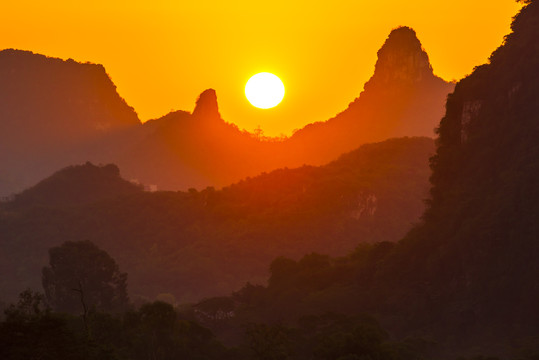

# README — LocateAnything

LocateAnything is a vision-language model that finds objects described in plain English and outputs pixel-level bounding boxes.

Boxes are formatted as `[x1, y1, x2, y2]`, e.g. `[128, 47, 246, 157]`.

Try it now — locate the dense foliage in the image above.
[42, 240, 129, 314]
[1, 246, 427, 360]
[0, 291, 228, 360]
[0, 290, 429, 360]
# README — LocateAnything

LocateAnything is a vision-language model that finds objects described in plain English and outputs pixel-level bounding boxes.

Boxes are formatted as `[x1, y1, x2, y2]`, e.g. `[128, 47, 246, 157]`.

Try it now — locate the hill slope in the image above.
[5, 162, 143, 209]
[0, 137, 434, 303]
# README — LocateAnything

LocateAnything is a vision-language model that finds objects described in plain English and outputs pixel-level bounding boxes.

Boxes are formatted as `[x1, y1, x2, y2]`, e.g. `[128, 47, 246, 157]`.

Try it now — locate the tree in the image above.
[268, 257, 298, 288]
[3, 289, 50, 322]
[245, 323, 292, 360]
[42, 240, 129, 314]
[0, 290, 120, 359]
[123, 301, 224, 360]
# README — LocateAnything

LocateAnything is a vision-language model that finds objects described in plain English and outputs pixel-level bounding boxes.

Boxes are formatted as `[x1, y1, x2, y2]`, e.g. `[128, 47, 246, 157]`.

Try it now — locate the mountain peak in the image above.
[368, 26, 433, 86]
[192, 88, 221, 121]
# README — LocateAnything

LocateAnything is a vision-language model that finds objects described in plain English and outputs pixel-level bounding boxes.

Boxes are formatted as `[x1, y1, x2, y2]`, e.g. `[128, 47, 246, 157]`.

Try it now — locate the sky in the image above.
[0, 1, 522, 137]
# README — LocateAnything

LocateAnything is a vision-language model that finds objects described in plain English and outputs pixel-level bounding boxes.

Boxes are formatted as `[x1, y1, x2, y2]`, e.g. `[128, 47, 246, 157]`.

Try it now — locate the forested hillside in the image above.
[0, 137, 433, 304]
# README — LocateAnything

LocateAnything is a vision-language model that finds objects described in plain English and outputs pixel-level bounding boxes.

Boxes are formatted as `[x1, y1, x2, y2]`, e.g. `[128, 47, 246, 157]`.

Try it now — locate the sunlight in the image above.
[245, 72, 285, 109]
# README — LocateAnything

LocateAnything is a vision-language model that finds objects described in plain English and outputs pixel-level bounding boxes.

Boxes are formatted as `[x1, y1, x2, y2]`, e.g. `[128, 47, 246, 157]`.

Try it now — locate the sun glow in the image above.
[245, 72, 285, 109]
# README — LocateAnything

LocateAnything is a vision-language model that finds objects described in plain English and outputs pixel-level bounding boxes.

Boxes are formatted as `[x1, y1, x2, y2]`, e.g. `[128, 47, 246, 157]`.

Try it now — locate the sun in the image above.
[245, 72, 285, 109]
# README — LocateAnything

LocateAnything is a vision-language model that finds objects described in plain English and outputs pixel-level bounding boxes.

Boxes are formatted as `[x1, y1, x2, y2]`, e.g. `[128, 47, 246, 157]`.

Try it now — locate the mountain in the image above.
[117, 27, 453, 190]
[204, 3, 539, 357]
[0, 49, 141, 196]
[391, 1, 539, 350]
[285, 26, 454, 164]
[0, 27, 452, 197]
[0, 137, 434, 304]
[116, 89, 263, 190]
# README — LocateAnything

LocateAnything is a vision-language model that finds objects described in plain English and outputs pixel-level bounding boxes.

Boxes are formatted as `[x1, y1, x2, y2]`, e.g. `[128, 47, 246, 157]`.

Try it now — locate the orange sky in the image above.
[0, 1, 522, 137]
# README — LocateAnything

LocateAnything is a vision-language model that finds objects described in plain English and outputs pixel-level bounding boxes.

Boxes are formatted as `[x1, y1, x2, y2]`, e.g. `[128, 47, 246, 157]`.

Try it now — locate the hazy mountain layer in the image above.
[0, 27, 452, 196]
[0, 137, 434, 303]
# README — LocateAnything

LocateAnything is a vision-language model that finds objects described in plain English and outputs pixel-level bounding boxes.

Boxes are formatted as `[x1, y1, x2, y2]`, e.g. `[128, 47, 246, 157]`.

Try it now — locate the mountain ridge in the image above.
[115, 26, 453, 190]
[0, 26, 453, 196]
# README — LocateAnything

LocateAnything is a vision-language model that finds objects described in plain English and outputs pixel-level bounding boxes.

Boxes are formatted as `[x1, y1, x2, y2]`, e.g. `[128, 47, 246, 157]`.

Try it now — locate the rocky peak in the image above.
[368, 26, 433, 86]
[192, 88, 221, 121]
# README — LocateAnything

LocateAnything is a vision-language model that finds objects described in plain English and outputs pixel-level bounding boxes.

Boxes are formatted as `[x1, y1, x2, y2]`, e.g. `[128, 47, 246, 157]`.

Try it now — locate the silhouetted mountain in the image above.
[286, 27, 454, 164]
[2, 7, 537, 356]
[192, 88, 221, 120]
[116, 89, 258, 190]
[201, 3, 539, 357]
[114, 27, 453, 190]
[0, 27, 452, 196]
[5, 162, 142, 209]
[371, 26, 433, 84]
[0, 137, 433, 304]
[0, 49, 141, 196]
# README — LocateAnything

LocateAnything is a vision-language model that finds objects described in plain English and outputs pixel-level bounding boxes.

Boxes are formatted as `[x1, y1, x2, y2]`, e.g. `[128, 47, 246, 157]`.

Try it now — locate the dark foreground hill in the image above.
[0, 137, 433, 303]
[199, 2, 539, 357]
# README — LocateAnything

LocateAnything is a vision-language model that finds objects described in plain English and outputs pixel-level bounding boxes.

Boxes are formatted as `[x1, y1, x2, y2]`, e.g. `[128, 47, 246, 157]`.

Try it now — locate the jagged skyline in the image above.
[0, 27, 453, 196]
[1, 2, 538, 358]
[0, 1, 522, 136]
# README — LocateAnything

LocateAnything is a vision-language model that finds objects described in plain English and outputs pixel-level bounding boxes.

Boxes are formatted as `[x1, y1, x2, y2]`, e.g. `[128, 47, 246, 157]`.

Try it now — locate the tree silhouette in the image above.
[246, 323, 292, 360]
[42, 240, 129, 314]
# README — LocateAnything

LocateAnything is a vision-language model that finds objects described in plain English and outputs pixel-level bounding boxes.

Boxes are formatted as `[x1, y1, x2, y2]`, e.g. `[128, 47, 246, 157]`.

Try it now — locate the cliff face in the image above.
[367, 2, 539, 353]
[367, 26, 433, 86]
